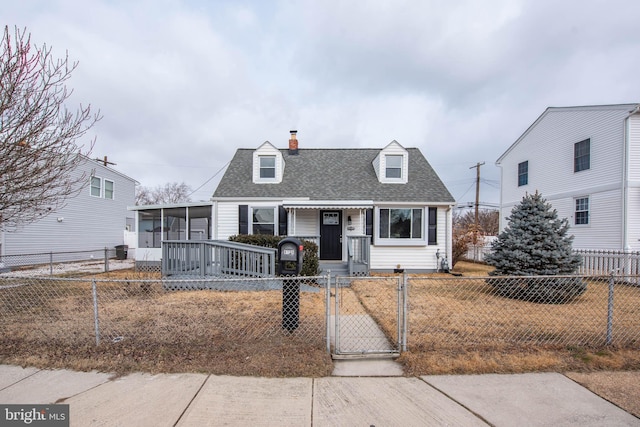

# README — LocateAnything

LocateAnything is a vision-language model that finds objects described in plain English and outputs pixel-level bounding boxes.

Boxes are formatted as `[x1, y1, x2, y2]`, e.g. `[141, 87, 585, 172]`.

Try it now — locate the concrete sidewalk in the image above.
[0, 365, 638, 426]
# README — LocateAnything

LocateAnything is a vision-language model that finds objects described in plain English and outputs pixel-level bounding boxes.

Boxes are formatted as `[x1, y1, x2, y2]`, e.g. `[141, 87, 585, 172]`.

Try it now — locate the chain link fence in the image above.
[0, 274, 328, 353]
[332, 276, 405, 356]
[0, 249, 122, 276]
[406, 274, 640, 351]
[1, 271, 638, 374]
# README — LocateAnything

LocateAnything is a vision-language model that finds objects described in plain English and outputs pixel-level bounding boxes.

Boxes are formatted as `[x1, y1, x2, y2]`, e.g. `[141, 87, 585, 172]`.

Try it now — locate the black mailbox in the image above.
[277, 237, 304, 276]
[277, 237, 304, 331]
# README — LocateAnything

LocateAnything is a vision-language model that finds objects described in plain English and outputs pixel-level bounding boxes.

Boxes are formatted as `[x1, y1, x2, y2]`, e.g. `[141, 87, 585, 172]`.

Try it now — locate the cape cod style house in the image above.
[131, 132, 455, 275]
[496, 104, 640, 252]
[213, 131, 455, 274]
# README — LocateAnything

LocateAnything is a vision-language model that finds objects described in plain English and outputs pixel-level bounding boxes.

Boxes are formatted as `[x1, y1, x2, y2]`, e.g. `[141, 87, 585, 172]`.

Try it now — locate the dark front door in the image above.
[320, 210, 342, 260]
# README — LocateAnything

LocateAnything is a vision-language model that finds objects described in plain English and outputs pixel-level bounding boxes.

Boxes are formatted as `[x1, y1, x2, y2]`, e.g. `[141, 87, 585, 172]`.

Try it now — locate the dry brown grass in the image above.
[353, 262, 640, 375]
[0, 269, 333, 377]
[1, 262, 638, 377]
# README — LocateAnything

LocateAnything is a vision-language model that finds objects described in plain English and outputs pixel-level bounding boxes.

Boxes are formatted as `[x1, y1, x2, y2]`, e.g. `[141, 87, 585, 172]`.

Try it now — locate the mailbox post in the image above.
[277, 238, 304, 332]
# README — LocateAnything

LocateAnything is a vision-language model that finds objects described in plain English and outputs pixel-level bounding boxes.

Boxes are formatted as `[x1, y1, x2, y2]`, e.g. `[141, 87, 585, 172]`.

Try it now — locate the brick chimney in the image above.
[288, 130, 298, 155]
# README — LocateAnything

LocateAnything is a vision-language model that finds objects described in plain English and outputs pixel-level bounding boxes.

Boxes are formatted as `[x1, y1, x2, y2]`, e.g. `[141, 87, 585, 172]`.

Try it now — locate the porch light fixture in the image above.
[347, 216, 352, 225]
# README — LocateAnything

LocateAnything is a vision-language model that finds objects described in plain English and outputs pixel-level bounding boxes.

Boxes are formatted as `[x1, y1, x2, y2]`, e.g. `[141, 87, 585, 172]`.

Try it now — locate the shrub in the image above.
[485, 192, 585, 303]
[228, 235, 319, 276]
[486, 276, 587, 304]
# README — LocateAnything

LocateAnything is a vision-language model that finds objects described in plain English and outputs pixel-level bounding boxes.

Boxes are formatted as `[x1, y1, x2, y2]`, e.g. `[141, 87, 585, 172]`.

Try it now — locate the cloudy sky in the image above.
[6, 0, 640, 206]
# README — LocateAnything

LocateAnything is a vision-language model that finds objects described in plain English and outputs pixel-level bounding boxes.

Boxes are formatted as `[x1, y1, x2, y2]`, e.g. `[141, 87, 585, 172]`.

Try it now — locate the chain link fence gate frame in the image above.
[330, 275, 407, 357]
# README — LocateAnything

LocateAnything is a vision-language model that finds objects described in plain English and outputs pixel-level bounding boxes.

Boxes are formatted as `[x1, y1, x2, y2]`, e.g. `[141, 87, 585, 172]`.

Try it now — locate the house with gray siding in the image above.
[496, 103, 640, 251]
[212, 132, 455, 273]
[0, 156, 138, 258]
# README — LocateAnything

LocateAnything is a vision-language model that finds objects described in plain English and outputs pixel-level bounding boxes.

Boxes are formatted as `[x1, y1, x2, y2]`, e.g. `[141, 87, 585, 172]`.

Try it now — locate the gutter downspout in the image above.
[622, 106, 639, 252]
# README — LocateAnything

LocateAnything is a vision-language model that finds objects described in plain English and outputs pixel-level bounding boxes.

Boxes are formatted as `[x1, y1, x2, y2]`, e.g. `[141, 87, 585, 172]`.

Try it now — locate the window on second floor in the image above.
[259, 156, 276, 179]
[574, 139, 590, 172]
[518, 161, 528, 187]
[104, 180, 114, 199]
[385, 155, 403, 179]
[575, 196, 589, 225]
[90, 176, 102, 197]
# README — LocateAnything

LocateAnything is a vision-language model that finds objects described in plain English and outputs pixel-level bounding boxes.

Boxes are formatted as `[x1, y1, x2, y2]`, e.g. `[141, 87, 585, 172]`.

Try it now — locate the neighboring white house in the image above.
[496, 103, 640, 251]
[130, 132, 456, 273]
[0, 156, 138, 257]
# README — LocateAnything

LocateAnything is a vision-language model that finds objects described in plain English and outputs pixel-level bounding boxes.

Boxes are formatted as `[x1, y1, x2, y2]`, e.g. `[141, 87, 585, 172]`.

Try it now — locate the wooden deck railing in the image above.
[162, 240, 277, 278]
[347, 235, 370, 276]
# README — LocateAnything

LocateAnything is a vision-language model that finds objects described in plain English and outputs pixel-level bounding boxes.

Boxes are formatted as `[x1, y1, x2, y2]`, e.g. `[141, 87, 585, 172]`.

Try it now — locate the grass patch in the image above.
[1, 262, 638, 377]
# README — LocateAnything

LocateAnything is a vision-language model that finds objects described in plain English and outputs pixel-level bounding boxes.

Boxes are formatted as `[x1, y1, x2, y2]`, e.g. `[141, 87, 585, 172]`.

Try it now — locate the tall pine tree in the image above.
[486, 191, 581, 275]
[486, 192, 585, 302]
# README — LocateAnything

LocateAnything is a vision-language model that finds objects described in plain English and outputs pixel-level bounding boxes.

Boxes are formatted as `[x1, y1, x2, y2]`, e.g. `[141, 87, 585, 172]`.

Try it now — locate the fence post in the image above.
[104, 247, 109, 273]
[606, 272, 614, 346]
[402, 273, 408, 352]
[92, 279, 101, 346]
[325, 271, 332, 354]
[49, 252, 53, 276]
[333, 270, 340, 354]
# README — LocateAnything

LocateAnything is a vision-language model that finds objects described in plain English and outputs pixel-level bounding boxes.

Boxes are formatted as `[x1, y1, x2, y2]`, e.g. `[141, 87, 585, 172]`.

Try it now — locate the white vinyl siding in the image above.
[498, 106, 634, 249]
[499, 107, 628, 206]
[2, 158, 136, 256]
[629, 114, 640, 181]
[370, 207, 447, 270]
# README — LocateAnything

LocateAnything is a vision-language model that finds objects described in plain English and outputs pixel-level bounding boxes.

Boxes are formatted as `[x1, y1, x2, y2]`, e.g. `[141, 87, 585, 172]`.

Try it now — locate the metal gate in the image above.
[329, 275, 407, 357]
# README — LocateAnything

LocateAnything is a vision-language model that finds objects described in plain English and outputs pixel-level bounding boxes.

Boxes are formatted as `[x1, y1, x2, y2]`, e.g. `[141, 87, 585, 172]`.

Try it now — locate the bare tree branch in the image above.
[135, 182, 192, 205]
[0, 25, 101, 230]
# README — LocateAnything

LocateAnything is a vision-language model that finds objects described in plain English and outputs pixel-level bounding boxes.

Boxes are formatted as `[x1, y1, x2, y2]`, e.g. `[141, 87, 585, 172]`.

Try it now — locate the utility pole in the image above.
[469, 162, 485, 244]
[96, 155, 116, 167]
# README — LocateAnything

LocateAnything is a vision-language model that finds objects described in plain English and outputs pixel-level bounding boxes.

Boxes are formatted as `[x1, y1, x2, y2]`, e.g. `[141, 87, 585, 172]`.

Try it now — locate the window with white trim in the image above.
[104, 179, 114, 199]
[252, 207, 275, 235]
[575, 196, 589, 225]
[385, 155, 403, 179]
[379, 208, 423, 239]
[90, 176, 101, 197]
[259, 156, 276, 179]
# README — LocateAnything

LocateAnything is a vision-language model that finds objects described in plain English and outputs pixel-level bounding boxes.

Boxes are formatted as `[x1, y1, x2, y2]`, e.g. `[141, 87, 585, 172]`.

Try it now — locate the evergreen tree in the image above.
[485, 192, 585, 302]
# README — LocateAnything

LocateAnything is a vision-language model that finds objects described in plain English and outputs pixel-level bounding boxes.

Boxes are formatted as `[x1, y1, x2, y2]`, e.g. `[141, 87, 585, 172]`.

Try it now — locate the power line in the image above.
[187, 161, 230, 198]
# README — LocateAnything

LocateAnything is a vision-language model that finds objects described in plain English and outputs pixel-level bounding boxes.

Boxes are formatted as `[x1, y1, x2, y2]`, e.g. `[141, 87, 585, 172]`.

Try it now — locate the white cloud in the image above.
[5, 0, 640, 207]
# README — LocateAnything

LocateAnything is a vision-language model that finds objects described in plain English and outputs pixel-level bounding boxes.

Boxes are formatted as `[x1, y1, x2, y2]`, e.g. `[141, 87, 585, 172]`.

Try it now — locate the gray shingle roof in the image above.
[213, 148, 455, 203]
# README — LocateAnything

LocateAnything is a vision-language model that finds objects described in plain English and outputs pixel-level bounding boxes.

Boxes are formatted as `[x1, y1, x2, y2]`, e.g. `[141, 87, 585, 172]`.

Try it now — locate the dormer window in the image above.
[260, 156, 276, 178]
[253, 141, 284, 183]
[374, 140, 408, 184]
[385, 155, 403, 179]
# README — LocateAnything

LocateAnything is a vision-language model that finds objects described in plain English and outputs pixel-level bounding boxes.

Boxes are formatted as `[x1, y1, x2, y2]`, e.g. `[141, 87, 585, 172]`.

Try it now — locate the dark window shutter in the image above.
[278, 206, 288, 236]
[428, 207, 437, 245]
[239, 205, 248, 234]
[365, 209, 374, 243]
